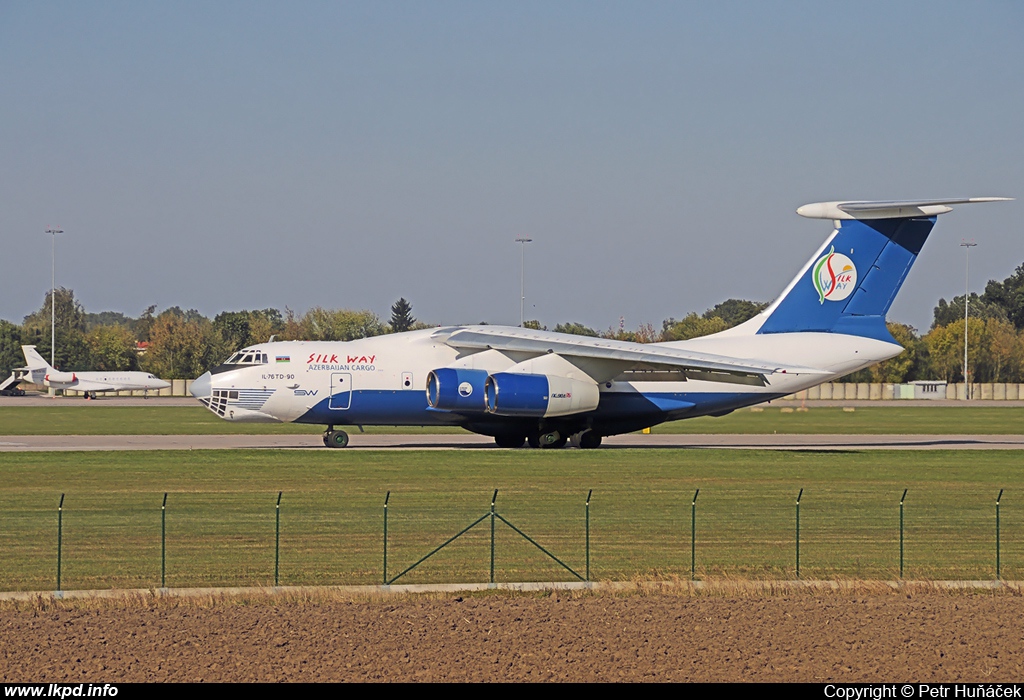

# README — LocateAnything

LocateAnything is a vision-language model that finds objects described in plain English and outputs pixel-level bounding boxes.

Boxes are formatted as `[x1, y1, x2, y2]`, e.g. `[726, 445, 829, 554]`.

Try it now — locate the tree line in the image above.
[2, 263, 1024, 381]
[0, 296, 425, 380]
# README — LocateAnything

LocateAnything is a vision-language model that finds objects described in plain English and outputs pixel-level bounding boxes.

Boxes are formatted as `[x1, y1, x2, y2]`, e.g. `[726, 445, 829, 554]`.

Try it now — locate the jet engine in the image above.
[425, 368, 489, 412]
[484, 372, 599, 417]
[44, 371, 77, 387]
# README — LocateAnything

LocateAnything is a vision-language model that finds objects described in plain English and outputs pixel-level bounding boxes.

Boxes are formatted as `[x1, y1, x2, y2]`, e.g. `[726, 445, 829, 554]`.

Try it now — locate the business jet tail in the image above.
[22, 345, 53, 371]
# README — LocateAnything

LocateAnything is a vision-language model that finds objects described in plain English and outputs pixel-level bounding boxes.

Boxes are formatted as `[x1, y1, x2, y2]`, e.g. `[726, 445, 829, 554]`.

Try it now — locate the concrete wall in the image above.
[786, 383, 1024, 401]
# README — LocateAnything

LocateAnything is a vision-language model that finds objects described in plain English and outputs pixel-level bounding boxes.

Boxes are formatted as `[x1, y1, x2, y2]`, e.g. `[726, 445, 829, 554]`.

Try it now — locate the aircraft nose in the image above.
[190, 372, 212, 399]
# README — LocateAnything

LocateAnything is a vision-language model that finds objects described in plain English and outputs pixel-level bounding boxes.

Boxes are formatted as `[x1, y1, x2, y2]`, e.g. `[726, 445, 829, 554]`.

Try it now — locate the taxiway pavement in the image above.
[2, 433, 1023, 451]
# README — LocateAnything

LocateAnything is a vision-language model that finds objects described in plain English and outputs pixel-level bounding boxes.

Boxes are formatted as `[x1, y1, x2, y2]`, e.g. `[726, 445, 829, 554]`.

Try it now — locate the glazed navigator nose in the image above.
[190, 372, 212, 399]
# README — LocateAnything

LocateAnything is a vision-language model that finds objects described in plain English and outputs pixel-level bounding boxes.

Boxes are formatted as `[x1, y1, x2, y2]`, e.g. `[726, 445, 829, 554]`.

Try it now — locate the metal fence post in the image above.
[796, 488, 803, 578]
[275, 491, 282, 587]
[691, 489, 699, 581]
[490, 490, 498, 585]
[161, 493, 167, 588]
[585, 490, 592, 582]
[383, 491, 390, 585]
[56, 493, 64, 592]
[996, 489, 1004, 580]
[899, 489, 908, 579]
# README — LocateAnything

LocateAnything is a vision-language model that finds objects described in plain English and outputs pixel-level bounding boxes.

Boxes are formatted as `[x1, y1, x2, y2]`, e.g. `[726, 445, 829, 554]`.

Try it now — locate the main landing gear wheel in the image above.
[571, 430, 603, 449]
[539, 431, 567, 449]
[494, 435, 526, 448]
[323, 429, 350, 448]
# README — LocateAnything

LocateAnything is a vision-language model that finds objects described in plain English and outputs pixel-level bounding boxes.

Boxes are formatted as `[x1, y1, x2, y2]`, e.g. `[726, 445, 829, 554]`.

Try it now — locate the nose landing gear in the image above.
[323, 426, 350, 448]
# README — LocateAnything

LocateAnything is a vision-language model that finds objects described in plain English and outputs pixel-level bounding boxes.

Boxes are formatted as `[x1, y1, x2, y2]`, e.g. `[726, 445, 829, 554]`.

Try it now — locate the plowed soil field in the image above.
[2, 587, 1023, 682]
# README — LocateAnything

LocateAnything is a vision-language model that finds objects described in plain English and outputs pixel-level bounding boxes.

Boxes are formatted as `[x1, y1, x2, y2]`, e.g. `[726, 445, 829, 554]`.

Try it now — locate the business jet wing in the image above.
[436, 327, 828, 385]
[69, 379, 124, 393]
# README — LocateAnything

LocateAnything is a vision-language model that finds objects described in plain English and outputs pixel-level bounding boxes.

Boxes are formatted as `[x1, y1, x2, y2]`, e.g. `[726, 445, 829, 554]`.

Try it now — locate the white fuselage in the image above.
[29, 368, 171, 393]
[187, 195, 1010, 442]
[190, 325, 900, 435]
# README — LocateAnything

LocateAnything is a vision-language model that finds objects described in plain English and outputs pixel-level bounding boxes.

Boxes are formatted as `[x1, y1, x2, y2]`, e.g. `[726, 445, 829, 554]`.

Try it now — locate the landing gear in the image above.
[494, 434, 526, 448]
[570, 430, 603, 449]
[538, 430, 567, 449]
[323, 427, 350, 448]
[521, 428, 604, 449]
[523, 429, 574, 449]
[83, 392, 92, 400]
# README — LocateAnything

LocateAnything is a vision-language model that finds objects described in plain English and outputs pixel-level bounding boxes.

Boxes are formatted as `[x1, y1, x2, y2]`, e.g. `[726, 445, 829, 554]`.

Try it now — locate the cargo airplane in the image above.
[12, 345, 171, 398]
[190, 197, 1010, 448]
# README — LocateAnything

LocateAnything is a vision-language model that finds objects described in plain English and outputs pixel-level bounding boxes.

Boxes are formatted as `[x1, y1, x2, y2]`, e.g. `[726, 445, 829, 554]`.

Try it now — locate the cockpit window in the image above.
[221, 352, 268, 367]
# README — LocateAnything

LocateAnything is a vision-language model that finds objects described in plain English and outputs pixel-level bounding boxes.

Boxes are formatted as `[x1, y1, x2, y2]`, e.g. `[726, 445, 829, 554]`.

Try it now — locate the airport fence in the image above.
[0, 486, 1020, 592]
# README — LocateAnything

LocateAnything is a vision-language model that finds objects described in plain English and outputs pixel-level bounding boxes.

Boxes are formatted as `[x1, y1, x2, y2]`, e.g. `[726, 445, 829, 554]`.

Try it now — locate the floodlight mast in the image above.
[961, 239, 977, 400]
[515, 237, 532, 327]
[45, 227, 64, 370]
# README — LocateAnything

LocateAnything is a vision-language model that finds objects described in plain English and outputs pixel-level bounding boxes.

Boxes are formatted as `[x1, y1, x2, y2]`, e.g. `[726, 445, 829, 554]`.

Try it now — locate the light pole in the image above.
[961, 239, 977, 400]
[45, 228, 64, 369]
[515, 237, 532, 327]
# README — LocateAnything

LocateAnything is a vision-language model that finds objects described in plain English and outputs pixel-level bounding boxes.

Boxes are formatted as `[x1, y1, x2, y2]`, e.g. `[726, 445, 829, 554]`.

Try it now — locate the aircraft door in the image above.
[329, 373, 352, 410]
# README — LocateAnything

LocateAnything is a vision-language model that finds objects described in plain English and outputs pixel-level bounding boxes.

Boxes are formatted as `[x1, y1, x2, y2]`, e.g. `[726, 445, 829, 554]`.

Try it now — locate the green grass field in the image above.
[0, 449, 1019, 591]
[1, 404, 1022, 435]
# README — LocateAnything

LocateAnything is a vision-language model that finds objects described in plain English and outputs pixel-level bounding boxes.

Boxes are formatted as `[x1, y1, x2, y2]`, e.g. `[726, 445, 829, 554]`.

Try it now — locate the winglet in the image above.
[797, 197, 1012, 221]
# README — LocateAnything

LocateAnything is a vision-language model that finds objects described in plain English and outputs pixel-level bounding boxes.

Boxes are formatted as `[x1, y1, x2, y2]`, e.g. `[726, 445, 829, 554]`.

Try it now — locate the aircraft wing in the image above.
[70, 379, 123, 393]
[436, 327, 828, 385]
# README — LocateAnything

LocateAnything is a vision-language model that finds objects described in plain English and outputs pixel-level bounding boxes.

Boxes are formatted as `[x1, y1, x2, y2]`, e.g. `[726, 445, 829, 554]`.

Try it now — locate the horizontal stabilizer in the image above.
[797, 198, 1011, 220]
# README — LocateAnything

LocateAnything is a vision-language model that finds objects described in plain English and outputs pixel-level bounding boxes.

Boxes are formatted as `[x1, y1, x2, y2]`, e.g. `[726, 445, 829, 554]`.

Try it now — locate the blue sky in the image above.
[2, 1, 1021, 333]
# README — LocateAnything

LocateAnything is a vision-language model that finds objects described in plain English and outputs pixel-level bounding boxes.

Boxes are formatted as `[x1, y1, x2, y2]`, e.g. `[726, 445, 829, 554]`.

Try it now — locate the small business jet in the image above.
[191, 197, 1010, 448]
[16, 345, 171, 398]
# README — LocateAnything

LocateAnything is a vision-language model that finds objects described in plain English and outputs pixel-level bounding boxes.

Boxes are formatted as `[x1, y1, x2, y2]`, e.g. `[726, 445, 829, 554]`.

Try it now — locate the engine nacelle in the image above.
[425, 368, 489, 412]
[44, 371, 77, 387]
[484, 372, 600, 417]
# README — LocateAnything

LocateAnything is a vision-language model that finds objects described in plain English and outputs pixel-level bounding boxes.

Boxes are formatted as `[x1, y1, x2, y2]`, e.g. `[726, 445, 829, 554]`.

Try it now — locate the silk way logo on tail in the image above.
[812, 247, 857, 304]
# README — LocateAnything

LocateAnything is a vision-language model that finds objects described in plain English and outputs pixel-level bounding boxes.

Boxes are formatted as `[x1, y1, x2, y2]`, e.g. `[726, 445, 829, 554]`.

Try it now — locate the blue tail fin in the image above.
[757, 216, 936, 343]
